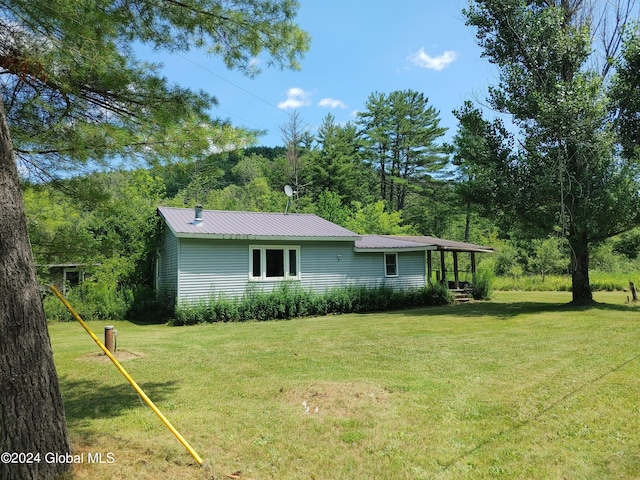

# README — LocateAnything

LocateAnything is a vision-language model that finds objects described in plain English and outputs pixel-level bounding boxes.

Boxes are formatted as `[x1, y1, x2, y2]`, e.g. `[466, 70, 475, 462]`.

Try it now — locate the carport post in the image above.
[453, 251, 460, 289]
[471, 252, 477, 284]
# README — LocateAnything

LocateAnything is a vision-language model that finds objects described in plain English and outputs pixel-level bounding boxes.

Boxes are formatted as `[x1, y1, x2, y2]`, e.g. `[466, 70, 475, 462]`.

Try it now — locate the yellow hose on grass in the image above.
[50, 285, 203, 466]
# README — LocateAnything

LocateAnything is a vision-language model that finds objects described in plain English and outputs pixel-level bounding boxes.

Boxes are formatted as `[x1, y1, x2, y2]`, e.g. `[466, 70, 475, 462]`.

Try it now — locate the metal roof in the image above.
[157, 206, 361, 241]
[158, 207, 493, 252]
[354, 235, 437, 252]
[354, 235, 493, 253]
[387, 235, 494, 253]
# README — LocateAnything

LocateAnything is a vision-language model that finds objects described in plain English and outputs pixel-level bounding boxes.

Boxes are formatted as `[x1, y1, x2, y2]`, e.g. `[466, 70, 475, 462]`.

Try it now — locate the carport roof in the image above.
[354, 235, 493, 253]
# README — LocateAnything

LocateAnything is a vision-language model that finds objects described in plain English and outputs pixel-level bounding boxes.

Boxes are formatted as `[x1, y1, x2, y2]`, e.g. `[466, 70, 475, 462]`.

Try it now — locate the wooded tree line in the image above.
[24, 88, 456, 280]
[25, 81, 640, 313]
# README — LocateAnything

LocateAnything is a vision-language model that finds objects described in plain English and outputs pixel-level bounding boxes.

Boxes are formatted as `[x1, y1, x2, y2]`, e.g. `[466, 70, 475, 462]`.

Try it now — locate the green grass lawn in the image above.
[50, 291, 640, 479]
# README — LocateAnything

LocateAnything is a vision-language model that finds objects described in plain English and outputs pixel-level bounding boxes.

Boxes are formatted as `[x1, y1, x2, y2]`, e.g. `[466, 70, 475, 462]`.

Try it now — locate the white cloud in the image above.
[407, 48, 458, 71]
[278, 87, 312, 109]
[318, 98, 346, 109]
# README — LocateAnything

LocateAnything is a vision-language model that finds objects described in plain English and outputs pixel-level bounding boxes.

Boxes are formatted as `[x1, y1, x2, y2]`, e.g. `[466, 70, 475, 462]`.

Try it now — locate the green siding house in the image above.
[155, 206, 491, 308]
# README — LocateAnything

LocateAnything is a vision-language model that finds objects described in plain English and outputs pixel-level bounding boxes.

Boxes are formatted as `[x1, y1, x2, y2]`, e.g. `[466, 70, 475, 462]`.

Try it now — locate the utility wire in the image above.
[174, 52, 287, 115]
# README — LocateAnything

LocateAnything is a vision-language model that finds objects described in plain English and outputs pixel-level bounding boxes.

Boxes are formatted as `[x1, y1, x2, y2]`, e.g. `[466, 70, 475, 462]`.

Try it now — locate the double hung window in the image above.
[385, 253, 398, 277]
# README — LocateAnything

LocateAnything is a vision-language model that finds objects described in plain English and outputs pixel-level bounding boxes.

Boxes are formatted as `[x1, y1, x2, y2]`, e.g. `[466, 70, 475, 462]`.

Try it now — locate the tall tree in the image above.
[610, 27, 640, 160]
[307, 113, 374, 205]
[458, 0, 640, 304]
[0, 1, 308, 478]
[278, 110, 312, 203]
[357, 90, 447, 211]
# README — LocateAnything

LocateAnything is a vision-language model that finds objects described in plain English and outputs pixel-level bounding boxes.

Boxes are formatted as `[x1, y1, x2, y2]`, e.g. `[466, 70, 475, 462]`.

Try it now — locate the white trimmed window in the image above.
[250, 246, 300, 280]
[385, 253, 398, 277]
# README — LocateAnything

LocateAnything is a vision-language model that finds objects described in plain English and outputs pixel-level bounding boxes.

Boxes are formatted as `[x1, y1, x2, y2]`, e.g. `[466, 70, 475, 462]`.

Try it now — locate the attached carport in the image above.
[377, 236, 494, 290]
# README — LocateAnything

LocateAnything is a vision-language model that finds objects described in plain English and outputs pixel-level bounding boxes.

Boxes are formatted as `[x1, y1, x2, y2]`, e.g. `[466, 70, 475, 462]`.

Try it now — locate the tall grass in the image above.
[470, 263, 494, 299]
[43, 285, 131, 321]
[493, 271, 639, 292]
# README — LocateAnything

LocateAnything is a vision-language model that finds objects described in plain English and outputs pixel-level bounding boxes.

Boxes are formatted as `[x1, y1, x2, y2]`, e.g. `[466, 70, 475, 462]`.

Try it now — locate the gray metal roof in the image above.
[158, 206, 361, 241]
[355, 235, 493, 253]
[354, 235, 437, 251]
[158, 207, 493, 252]
[386, 235, 493, 253]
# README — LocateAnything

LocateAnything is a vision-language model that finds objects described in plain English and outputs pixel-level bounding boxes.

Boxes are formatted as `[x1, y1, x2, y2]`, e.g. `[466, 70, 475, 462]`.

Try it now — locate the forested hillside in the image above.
[25, 94, 640, 321]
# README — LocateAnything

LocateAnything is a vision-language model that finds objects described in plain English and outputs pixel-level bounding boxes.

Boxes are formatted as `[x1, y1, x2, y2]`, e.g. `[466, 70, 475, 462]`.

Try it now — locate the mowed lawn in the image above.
[49, 291, 640, 480]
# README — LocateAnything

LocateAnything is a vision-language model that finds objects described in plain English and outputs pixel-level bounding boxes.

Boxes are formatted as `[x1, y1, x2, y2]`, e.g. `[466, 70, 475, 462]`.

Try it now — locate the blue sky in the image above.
[146, 1, 497, 147]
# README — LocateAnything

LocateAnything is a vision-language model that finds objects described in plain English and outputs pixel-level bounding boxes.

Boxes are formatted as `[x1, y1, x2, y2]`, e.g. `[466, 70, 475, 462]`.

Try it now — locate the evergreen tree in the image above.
[356, 90, 448, 211]
[308, 113, 375, 205]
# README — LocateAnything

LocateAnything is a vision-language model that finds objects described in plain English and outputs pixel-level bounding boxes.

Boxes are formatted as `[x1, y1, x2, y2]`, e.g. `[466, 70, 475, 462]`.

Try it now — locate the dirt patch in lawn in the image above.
[283, 381, 391, 417]
[78, 350, 145, 362]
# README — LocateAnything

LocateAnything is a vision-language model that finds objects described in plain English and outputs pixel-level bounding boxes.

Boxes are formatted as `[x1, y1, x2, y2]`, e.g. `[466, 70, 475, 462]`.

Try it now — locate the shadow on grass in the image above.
[59, 375, 179, 426]
[389, 299, 640, 319]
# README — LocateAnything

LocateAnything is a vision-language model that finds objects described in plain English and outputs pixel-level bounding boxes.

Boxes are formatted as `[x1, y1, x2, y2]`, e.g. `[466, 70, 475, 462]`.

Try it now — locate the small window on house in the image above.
[65, 270, 80, 286]
[385, 253, 398, 277]
[289, 249, 297, 276]
[250, 246, 300, 280]
[252, 249, 261, 277]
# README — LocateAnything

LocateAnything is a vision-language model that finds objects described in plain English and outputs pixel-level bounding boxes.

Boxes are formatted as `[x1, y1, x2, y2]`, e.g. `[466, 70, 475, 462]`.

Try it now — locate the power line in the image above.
[174, 52, 288, 116]
[173, 52, 288, 143]
[12, 1, 288, 144]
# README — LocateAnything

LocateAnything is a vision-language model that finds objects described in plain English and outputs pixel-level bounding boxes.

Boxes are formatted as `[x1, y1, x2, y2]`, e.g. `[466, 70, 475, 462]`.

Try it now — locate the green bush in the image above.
[126, 286, 168, 324]
[171, 283, 453, 325]
[43, 291, 76, 322]
[471, 265, 494, 300]
[422, 282, 454, 305]
[43, 283, 131, 321]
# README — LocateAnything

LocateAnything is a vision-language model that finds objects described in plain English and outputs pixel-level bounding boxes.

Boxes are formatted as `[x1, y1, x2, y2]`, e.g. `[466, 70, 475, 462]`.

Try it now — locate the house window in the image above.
[250, 246, 300, 280]
[385, 253, 398, 277]
[266, 249, 284, 277]
[289, 249, 297, 276]
[252, 249, 261, 277]
[154, 254, 161, 290]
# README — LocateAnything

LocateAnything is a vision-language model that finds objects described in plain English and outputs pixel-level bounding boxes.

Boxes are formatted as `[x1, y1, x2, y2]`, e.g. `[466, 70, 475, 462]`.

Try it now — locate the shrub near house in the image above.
[172, 282, 453, 324]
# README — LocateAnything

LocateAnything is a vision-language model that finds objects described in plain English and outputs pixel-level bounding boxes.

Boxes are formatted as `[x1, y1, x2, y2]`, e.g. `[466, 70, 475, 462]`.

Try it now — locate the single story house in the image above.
[155, 206, 492, 308]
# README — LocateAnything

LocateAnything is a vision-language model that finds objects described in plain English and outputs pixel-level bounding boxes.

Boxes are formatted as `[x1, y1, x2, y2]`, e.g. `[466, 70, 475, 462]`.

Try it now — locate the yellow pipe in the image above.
[50, 285, 203, 466]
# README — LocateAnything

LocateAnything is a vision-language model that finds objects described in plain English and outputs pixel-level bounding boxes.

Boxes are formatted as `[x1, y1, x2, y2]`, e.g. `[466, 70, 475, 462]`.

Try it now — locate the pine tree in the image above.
[357, 90, 447, 211]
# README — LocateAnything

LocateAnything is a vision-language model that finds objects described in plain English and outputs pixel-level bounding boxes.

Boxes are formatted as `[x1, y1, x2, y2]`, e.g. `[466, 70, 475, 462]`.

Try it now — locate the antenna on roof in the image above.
[284, 185, 294, 214]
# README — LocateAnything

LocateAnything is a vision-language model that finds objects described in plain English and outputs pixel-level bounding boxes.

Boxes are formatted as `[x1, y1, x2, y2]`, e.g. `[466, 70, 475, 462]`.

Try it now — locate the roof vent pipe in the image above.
[193, 204, 203, 226]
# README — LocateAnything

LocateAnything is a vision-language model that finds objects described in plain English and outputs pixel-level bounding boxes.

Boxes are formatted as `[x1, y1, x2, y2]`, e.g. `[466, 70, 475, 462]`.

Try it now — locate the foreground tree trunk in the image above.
[0, 100, 70, 478]
[569, 236, 593, 305]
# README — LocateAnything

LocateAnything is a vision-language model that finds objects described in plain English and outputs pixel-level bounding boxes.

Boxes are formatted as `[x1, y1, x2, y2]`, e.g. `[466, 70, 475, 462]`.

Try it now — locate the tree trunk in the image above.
[0, 99, 70, 478]
[569, 236, 593, 304]
[464, 202, 471, 242]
